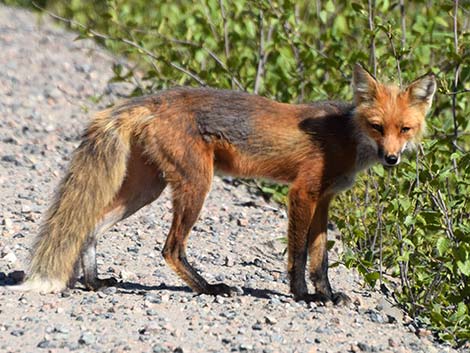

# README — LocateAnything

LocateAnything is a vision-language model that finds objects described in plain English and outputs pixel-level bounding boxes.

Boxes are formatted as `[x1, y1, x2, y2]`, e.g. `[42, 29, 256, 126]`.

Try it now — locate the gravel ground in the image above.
[0, 5, 461, 353]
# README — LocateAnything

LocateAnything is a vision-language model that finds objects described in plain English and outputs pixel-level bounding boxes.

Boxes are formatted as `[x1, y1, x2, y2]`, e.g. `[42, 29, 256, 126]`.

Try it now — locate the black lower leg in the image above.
[310, 251, 333, 298]
[289, 250, 309, 300]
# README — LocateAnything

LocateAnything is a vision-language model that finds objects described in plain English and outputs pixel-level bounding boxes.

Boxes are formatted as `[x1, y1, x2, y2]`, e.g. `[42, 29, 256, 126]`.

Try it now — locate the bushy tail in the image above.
[14, 109, 132, 292]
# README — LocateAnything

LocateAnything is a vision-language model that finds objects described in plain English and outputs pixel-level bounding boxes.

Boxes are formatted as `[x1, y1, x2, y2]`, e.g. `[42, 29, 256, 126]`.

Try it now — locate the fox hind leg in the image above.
[81, 209, 124, 290]
[80, 148, 167, 290]
[162, 157, 234, 296]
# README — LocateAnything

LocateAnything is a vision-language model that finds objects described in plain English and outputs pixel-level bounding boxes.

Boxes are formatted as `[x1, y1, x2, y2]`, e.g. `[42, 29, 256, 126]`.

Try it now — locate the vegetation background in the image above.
[3, 0, 469, 346]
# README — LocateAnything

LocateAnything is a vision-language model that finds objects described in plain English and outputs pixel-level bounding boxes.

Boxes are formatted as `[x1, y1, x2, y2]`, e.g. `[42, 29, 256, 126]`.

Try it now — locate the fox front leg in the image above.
[308, 196, 351, 305]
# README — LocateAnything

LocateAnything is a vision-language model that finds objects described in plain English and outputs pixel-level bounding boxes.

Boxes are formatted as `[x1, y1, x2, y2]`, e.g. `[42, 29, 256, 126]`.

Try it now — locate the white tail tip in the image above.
[6, 277, 66, 294]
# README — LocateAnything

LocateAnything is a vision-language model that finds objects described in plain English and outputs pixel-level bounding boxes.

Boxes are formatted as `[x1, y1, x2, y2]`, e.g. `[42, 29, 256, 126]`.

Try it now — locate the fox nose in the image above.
[385, 154, 399, 165]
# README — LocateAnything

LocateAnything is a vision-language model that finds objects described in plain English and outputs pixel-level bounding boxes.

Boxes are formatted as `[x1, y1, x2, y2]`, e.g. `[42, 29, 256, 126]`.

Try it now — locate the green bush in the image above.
[15, 0, 470, 345]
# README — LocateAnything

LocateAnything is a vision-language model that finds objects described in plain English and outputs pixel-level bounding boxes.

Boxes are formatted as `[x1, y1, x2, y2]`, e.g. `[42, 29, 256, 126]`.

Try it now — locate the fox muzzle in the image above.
[378, 147, 401, 167]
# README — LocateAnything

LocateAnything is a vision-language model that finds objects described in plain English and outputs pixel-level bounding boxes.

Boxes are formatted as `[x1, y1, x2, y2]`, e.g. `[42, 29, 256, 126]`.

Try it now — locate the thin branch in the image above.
[219, 0, 230, 62]
[452, 0, 461, 154]
[444, 88, 470, 95]
[156, 35, 245, 90]
[429, 189, 456, 241]
[368, 0, 377, 76]
[255, 10, 266, 94]
[33, 2, 207, 86]
[200, 0, 219, 41]
[385, 30, 403, 87]
[266, 0, 348, 81]
[396, 225, 415, 305]
[399, 0, 406, 49]
[219, 0, 235, 89]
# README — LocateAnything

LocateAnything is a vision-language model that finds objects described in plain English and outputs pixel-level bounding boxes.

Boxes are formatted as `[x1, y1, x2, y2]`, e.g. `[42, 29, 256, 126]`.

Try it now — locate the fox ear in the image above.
[353, 63, 378, 106]
[405, 73, 436, 113]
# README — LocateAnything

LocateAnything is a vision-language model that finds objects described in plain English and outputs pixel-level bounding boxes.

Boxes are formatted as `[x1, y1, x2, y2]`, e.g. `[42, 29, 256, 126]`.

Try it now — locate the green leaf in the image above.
[323, 239, 334, 251]
[325, 0, 335, 12]
[457, 260, 470, 276]
[319, 10, 328, 24]
[364, 271, 380, 286]
[436, 237, 451, 256]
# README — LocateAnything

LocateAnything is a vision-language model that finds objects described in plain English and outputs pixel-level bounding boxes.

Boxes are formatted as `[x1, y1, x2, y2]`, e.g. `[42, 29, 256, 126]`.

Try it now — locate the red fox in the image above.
[10, 64, 435, 304]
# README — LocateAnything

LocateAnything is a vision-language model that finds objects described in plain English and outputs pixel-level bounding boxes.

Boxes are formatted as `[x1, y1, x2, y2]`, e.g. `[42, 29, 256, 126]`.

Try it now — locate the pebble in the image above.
[264, 316, 277, 325]
[146, 309, 158, 316]
[417, 328, 432, 338]
[3, 252, 17, 263]
[1, 155, 20, 165]
[37, 340, 57, 349]
[78, 331, 95, 345]
[2, 216, 14, 231]
[152, 345, 170, 353]
[10, 329, 24, 336]
[119, 269, 137, 281]
[366, 309, 386, 324]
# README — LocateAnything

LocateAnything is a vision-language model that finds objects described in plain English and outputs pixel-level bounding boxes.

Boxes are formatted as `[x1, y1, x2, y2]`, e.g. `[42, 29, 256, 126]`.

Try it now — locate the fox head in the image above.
[353, 64, 436, 167]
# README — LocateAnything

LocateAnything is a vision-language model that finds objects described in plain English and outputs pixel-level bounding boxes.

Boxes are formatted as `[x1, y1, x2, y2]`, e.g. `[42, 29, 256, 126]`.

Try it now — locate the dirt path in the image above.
[0, 5, 458, 353]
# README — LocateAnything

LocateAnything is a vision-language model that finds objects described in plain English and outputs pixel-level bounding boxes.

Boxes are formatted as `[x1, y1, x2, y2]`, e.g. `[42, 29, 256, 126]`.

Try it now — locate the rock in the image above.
[119, 269, 137, 281]
[366, 309, 386, 324]
[146, 309, 158, 316]
[237, 218, 249, 227]
[21, 205, 32, 213]
[2, 216, 14, 231]
[160, 293, 170, 303]
[152, 345, 170, 353]
[145, 293, 161, 304]
[239, 343, 253, 351]
[2, 252, 17, 263]
[78, 332, 95, 345]
[100, 286, 117, 295]
[10, 329, 24, 336]
[417, 328, 432, 338]
[357, 342, 373, 352]
[54, 325, 70, 334]
[37, 340, 57, 349]
[139, 322, 160, 335]
[224, 256, 235, 267]
[376, 297, 403, 323]
[388, 338, 398, 347]
[1, 155, 20, 165]
[264, 316, 277, 325]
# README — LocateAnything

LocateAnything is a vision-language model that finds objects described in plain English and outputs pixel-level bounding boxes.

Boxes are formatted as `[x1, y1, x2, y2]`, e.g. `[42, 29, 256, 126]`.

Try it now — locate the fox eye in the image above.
[401, 127, 411, 133]
[370, 123, 384, 134]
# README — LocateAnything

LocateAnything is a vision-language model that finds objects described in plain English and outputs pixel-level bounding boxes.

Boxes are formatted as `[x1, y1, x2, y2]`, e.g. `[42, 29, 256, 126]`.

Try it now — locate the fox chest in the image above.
[328, 173, 357, 194]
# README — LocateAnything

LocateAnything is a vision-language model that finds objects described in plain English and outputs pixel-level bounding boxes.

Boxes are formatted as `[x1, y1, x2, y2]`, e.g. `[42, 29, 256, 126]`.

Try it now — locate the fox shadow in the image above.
[111, 280, 288, 300]
[1, 271, 288, 301]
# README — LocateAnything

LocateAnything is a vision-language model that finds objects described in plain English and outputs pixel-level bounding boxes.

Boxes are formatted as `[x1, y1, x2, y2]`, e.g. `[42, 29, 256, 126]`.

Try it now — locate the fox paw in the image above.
[332, 291, 351, 306]
[294, 291, 351, 306]
[84, 276, 118, 291]
[206, 283, 239, 297]
[294, 292, 330, 303]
